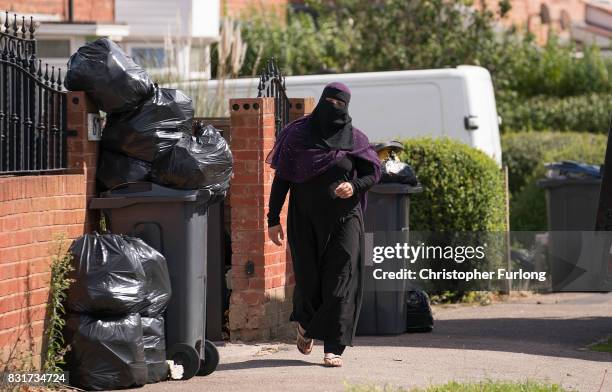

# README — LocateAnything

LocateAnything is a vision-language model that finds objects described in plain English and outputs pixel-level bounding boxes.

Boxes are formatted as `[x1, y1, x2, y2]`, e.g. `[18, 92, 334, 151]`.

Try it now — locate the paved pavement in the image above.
[139, 292, 612, 392]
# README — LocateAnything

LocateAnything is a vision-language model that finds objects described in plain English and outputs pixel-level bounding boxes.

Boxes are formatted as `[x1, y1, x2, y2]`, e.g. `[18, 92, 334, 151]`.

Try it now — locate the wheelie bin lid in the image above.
[537, 178, 601, 189]
[369, 183, 423, 194]
[89, 182, 213, 209]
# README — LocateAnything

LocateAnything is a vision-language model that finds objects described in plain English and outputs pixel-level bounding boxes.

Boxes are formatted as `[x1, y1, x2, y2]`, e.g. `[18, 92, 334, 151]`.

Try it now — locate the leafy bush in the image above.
[401, 138, 506, 295]
[401, 138, 506, 231]
[234, 1, 610, 96]
[502, 132, 607, 230]
[496, 39, 610, 98]
[498, 92, 612, 133]
[228, 8, 350, 76]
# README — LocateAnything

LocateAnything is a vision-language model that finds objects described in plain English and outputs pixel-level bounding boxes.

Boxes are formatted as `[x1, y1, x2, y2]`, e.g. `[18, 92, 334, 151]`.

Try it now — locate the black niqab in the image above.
[307, 83, 354, 151]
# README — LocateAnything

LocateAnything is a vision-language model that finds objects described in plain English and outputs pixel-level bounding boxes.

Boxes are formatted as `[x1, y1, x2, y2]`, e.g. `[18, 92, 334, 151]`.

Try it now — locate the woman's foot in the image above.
[323, 353, 343, 367]
[296, 324, 314, 355]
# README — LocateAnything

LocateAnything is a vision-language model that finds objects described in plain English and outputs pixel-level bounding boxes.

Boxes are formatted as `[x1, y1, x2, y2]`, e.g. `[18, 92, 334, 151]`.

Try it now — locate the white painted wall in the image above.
[115, 0, 219, 39]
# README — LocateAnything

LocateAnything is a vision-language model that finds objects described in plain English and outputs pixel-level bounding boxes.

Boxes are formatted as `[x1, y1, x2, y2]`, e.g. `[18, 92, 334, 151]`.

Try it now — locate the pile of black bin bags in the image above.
[63, 233, 172, 390]
[65, 38, 233, 194]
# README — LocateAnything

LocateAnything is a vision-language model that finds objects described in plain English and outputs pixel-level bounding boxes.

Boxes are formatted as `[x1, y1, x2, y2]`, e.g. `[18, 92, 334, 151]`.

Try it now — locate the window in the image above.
[131, 47, 166, 69]
[37, 39, 71, 58]
[190, 45, 210, 73]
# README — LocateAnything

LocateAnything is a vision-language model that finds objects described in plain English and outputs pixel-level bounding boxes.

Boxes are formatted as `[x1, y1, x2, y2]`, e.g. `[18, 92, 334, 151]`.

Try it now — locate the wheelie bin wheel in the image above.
[168, 343, 200, 380]
[197, 340, 219, 376]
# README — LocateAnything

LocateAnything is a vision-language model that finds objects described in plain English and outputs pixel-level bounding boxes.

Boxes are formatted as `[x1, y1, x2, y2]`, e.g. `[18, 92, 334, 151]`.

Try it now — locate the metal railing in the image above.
[257, 58, 290, 137]
[0, 12, 68, 175]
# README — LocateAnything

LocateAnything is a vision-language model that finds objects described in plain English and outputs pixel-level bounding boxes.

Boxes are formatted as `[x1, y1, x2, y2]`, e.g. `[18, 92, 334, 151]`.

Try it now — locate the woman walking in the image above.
[266, 82, 381, 367]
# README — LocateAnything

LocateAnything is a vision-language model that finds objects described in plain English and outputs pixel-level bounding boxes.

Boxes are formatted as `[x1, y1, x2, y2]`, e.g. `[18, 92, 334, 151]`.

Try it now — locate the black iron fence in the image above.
[0, 12, 68, 175]
[257, 58, 290, 137]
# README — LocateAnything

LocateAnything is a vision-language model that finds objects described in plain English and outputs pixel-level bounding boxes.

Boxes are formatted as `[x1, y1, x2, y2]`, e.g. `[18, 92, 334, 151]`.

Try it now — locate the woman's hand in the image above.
[335, 182, 354, 199]
[268, 224, 285, 246]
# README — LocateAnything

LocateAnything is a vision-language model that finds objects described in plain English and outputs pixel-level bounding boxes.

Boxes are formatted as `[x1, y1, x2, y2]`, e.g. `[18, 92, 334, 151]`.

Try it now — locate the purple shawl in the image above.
[266, 115, 381, 212]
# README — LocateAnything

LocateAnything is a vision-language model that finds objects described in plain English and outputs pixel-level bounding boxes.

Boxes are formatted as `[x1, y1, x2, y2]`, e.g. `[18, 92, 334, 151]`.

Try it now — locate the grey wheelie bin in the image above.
[538, 177, 601, 291]
[356, 183, 423, 335]
[89, 182, 218, 380]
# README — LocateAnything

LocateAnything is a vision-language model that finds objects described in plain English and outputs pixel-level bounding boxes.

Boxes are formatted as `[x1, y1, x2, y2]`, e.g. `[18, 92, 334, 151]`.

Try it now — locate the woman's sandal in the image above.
[323, 353, 343, 367]
[296, 324, 314, 355]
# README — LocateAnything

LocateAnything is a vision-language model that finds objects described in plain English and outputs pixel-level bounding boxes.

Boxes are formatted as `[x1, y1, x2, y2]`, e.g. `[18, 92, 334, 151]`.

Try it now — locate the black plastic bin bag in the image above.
[142, 316, 169, 383]
[64, 313, 147, 391]
[64, 38, 154, 113]
[101, 87, 194, 162]
[97, 149, 151, 190]
[128, 237, 172, 317]
[66, 233, 148, 315]
[381, 160, 418, 185]
[151, 124, 233, 192]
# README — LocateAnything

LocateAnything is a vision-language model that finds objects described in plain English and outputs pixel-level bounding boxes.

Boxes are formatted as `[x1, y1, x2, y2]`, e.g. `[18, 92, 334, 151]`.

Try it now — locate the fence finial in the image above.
[12, 13, 18, 36]
[29, 16, 34, 39]
[51, 66, 56, 89]
[20, 16, 26, 39]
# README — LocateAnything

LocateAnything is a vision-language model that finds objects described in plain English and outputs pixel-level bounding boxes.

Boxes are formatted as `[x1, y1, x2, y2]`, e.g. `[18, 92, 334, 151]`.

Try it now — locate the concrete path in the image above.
[140, 292, 612, 392]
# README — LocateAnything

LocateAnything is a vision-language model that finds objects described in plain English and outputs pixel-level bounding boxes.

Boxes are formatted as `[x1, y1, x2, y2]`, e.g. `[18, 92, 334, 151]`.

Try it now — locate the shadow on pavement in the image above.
[355, 316, 612, 362]
[216, 359, 314, 371]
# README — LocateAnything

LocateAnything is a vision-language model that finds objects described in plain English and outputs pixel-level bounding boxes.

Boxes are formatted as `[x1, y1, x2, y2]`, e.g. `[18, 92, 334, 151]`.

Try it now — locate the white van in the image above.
[187, 66, 502, 164]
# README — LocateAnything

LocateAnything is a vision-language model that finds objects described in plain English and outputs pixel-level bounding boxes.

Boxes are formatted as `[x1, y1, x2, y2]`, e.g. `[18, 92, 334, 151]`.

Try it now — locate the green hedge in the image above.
[502, 132, 607, 230]
[498, 92, 611, 133]
[401, 138, 506, 231]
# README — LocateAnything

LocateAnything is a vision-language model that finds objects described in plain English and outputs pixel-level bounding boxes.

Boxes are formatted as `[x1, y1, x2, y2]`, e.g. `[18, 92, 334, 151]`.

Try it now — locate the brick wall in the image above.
[480, 0, 585, 44]
[223, 0, 288, 17]
[0, 91, 99, 368]
[0, 0, 115, 23]
[228, 97, 313, 341]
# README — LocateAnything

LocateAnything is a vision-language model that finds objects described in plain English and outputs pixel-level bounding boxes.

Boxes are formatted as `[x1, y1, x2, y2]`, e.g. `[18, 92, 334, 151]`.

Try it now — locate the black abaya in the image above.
[268, 156, 376, 347]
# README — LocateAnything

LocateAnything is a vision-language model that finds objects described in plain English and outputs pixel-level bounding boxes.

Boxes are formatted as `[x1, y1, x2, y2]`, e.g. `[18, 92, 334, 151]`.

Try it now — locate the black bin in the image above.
[356, 183, 423, 335]
[90, 182, 218, 379]
[538, 178, 602, 291]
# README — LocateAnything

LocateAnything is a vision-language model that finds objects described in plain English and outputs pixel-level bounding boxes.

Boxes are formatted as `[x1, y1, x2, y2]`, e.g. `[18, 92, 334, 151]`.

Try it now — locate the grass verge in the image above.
[344, 380, 569, 392]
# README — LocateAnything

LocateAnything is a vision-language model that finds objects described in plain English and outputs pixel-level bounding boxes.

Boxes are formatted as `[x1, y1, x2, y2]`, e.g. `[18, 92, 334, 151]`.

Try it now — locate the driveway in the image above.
[139, 292, 612, 392]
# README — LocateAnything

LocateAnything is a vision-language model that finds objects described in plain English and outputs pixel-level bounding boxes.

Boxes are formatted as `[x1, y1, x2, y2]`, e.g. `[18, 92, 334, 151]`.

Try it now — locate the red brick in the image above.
[0, 288, 49, 314]
[0, 273, 50, 296]
[232, 150, 261, 161]
[232, 114, 262, 128]
[0, 320, 45, 350]
[0, 215, 19, 232]
[230, 127, 261, 140]
[0, 304, 47, 330]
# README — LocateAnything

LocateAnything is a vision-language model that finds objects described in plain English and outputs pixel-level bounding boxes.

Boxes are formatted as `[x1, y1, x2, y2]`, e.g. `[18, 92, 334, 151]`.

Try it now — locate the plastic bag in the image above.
[65, 38, 154, 114]
[66, 233, 148, 315]
[405, 290, 434, 332]
[97, 149, 151, 190]
[151, 124, 233, 193]
[381, 159, 418, 185]
[102, 87, 194, 162]
[64, 313, 147, 391]
[129, 237, 172, 317]
[142, 316, 169, 383]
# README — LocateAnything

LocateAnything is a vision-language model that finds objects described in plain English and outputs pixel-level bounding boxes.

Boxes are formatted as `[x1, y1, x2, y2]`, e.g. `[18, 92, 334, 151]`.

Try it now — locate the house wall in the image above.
[0, 0, 115, 22]
[222, 0, 287, 17]
[481, 0, 586, 43]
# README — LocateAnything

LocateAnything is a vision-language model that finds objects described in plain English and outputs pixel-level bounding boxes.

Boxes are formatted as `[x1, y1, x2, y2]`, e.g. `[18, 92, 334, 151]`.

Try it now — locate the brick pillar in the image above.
[66, 91, 100, 231]
[228, 97, 314, 341]
[289, 97, 315, 122]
